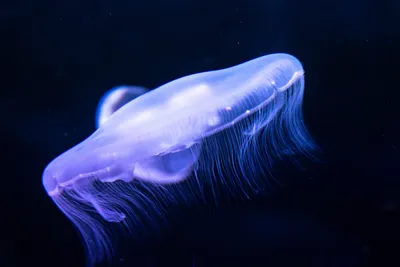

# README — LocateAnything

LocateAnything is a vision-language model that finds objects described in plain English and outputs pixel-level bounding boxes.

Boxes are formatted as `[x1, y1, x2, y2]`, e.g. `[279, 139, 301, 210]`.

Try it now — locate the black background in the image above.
[2, 0, 399, 266]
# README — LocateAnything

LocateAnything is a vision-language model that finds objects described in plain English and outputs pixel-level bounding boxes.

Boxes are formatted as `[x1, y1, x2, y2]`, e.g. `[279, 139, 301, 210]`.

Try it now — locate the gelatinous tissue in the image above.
[42, 53, 318, 264]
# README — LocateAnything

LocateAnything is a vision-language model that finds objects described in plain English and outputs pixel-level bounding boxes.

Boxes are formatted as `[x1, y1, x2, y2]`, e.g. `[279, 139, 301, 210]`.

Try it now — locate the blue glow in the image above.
[42, 53, 318, 265]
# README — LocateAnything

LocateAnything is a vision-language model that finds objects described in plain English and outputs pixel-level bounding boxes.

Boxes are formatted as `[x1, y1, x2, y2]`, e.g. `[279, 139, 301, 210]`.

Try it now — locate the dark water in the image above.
[2, 0, 399, 266]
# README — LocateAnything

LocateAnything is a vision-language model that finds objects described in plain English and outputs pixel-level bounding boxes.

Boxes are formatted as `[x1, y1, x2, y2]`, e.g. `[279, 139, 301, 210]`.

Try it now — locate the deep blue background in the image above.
[2, 0, 399, 266]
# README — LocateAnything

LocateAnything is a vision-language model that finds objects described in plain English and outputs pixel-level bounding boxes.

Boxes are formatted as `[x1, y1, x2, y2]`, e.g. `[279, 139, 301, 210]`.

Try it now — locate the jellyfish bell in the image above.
[42, 53, 318, 265]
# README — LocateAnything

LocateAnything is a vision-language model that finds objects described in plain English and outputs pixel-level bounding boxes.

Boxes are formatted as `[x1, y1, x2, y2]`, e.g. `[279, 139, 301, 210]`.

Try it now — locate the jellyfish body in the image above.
[42, 53, 318, 265]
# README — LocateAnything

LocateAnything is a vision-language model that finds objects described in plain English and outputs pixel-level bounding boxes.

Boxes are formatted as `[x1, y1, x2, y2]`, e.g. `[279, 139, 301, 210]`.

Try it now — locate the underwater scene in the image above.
[2, 0, 398, 267]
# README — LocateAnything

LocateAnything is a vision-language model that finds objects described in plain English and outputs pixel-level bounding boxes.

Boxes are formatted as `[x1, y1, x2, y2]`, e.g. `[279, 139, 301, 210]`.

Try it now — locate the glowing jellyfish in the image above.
[42, 53, 318, 265]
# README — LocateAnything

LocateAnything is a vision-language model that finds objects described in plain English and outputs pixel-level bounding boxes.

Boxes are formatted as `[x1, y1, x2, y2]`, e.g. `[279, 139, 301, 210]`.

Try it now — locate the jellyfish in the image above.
[42, 53, 318, 265]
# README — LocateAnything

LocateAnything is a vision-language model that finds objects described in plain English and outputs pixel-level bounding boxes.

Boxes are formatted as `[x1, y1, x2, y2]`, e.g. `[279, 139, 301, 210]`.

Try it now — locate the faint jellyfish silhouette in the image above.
[42, 53, 319, 265]
[95, 86, 148, 128]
